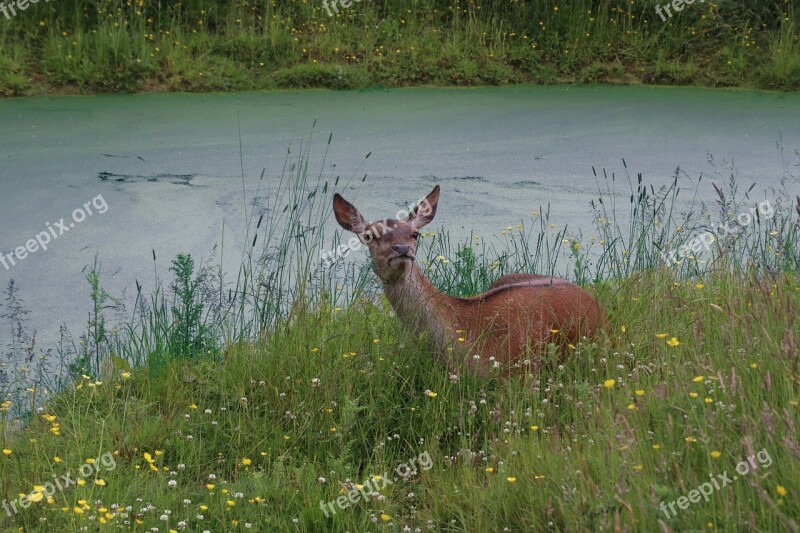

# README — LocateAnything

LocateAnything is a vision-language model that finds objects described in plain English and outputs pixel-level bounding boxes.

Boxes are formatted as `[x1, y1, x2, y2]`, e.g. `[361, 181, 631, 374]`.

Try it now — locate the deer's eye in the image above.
[412, 231, 420, 240]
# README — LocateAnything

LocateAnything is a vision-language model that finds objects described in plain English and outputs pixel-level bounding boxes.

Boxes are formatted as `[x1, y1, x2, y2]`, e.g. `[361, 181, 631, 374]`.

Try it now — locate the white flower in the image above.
[168, 480, 177, 488]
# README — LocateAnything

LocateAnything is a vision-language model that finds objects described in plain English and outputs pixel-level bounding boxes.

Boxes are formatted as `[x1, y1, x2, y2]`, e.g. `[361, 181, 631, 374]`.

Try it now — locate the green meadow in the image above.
[0, 0, 798, 96]
[0, 136, 799, 531]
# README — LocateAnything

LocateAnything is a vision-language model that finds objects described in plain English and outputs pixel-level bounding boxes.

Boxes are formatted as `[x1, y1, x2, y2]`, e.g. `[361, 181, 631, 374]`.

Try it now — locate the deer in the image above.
[332, 185, 607, 377]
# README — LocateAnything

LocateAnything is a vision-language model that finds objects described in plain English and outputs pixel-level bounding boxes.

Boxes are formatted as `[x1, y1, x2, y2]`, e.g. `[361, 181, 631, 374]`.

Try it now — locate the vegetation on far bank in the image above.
[0, 0, 799, 96]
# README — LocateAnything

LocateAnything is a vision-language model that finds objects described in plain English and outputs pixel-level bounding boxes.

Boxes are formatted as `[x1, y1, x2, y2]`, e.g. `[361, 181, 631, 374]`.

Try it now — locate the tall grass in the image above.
[1, 0, 798, 95]
[0, 132, 798, 530]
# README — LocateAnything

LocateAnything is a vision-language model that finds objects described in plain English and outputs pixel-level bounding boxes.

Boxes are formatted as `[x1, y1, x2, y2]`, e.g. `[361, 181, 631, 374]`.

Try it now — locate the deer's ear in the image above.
[333, 193, 368, 234]
[409, 185, 440, 229]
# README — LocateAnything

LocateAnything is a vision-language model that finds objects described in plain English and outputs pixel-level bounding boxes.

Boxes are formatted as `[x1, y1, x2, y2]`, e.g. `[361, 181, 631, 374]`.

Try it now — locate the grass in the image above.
[0, 130, 799, 531]
[0, 0, 799, 96]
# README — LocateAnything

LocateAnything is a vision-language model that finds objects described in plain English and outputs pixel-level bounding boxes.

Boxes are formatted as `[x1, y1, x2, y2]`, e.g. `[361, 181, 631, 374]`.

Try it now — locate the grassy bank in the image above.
[1, 134, 799, 531]
[0, 0, 799, 96]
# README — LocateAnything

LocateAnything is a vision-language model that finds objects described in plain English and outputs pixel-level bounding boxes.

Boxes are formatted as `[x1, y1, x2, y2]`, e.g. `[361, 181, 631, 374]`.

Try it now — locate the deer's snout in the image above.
[392, 244, 411, 256]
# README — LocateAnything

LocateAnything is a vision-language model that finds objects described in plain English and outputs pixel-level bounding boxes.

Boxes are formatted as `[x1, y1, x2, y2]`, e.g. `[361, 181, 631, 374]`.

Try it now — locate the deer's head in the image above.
[333, 185, 440, 282]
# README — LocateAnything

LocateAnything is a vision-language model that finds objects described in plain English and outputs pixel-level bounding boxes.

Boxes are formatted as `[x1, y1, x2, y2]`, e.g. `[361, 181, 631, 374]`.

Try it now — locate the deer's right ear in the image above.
[333, 193, 368, 234]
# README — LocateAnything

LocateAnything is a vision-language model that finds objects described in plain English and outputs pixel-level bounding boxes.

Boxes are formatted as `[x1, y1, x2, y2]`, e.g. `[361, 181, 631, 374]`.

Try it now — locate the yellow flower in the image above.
[777, 485, 788, 497]
[426, 391, 438, 398]
[604, 379, 616, 389]
[652, 444, 661, 449]
[330, 427, 337, 432]
[241, 458, 252, 466]
[666, 337, 681, 347]
[380, 513, 391, 522]
[95, 479, 106, 486]
[627, 403, 637, 410]
[710, 451, 722, 459]
[199, 505, 208, 511]
[85, 458, 95, 464]
[506, 476, 516, 483]
[530, 425, 539, 431]
[226, 500, 236, 507]
[2, 449, 11, 455]
[634, 390, 644, 396]
[28, 491, 44, 503]
[695, 283, 704, 289]
[206, 483, 215, 490]
[689, 392, 699, 398]
[73, 506, 84, 515]
[655, 333, 668, 339]
[704, 397, 713, 404]
[485, 467, 494, 473]
[692, 375, 704, 382]
[633, 464, 644, 471]
[121, 372, 131, 380]
[685, 436, 697, 443]
[77, 479, 86, 486]
[620, 325, 626, 333]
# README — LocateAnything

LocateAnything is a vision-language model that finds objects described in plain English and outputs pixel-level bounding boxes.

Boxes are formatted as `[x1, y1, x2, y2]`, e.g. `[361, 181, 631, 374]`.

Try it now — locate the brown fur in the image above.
[333, 185, 607, 377]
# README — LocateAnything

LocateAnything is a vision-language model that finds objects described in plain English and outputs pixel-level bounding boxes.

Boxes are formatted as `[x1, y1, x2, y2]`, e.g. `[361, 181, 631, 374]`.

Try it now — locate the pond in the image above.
[0, 85, 798, 355]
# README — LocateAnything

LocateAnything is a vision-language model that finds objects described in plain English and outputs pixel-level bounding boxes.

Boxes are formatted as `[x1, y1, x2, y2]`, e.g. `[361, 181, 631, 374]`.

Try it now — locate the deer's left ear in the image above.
[409, 185, 439, 229]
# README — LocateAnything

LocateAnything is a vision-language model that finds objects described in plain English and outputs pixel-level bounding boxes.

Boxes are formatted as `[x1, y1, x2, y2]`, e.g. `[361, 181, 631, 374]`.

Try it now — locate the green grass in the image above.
[0, 0, 798, 95]
[0, 131, 799, 531]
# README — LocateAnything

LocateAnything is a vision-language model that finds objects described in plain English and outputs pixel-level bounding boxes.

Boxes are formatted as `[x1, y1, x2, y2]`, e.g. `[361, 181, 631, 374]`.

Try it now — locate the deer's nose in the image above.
[393, 244, 411, 256]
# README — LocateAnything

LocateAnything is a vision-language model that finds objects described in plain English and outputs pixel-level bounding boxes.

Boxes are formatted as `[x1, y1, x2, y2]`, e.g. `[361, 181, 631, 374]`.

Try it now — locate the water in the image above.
[1, 85, 799, 358]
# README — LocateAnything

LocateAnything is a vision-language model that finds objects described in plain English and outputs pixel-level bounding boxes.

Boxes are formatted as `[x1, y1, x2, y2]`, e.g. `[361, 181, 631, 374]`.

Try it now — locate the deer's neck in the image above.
[384, 264, 461, 363]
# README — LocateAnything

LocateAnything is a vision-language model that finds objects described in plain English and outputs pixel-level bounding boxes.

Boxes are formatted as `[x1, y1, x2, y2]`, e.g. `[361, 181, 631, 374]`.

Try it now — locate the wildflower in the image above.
[620, 325, 626, 333]
[633, 464, 644, 471]
[655, 333, 668, 339]
[380, 514, 391, 522]
[425, 390, 438, 398]
[506, 477, 516, 483]
[121, 372, 131, 380]
[28, 491, 44, 503]
[667, 337, 681, 347]
[530, 425, 539, 431]
[241, 458, 252, 466]
[634, 390, 645, 396]
[692, 375, 704, 382]
[710, 451, 722, 459]
[95, 479, 106, 486]
[777, 485, 787, 497]
[604, 379, 616, 389]
[2, 449, 11, 455]
[485, 467, 494, 473]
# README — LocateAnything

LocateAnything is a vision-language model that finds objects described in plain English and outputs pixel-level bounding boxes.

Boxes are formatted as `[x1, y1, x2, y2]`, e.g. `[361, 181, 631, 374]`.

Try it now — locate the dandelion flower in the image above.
[777, 485, 787, 497]
[604, 379, 616, 389]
